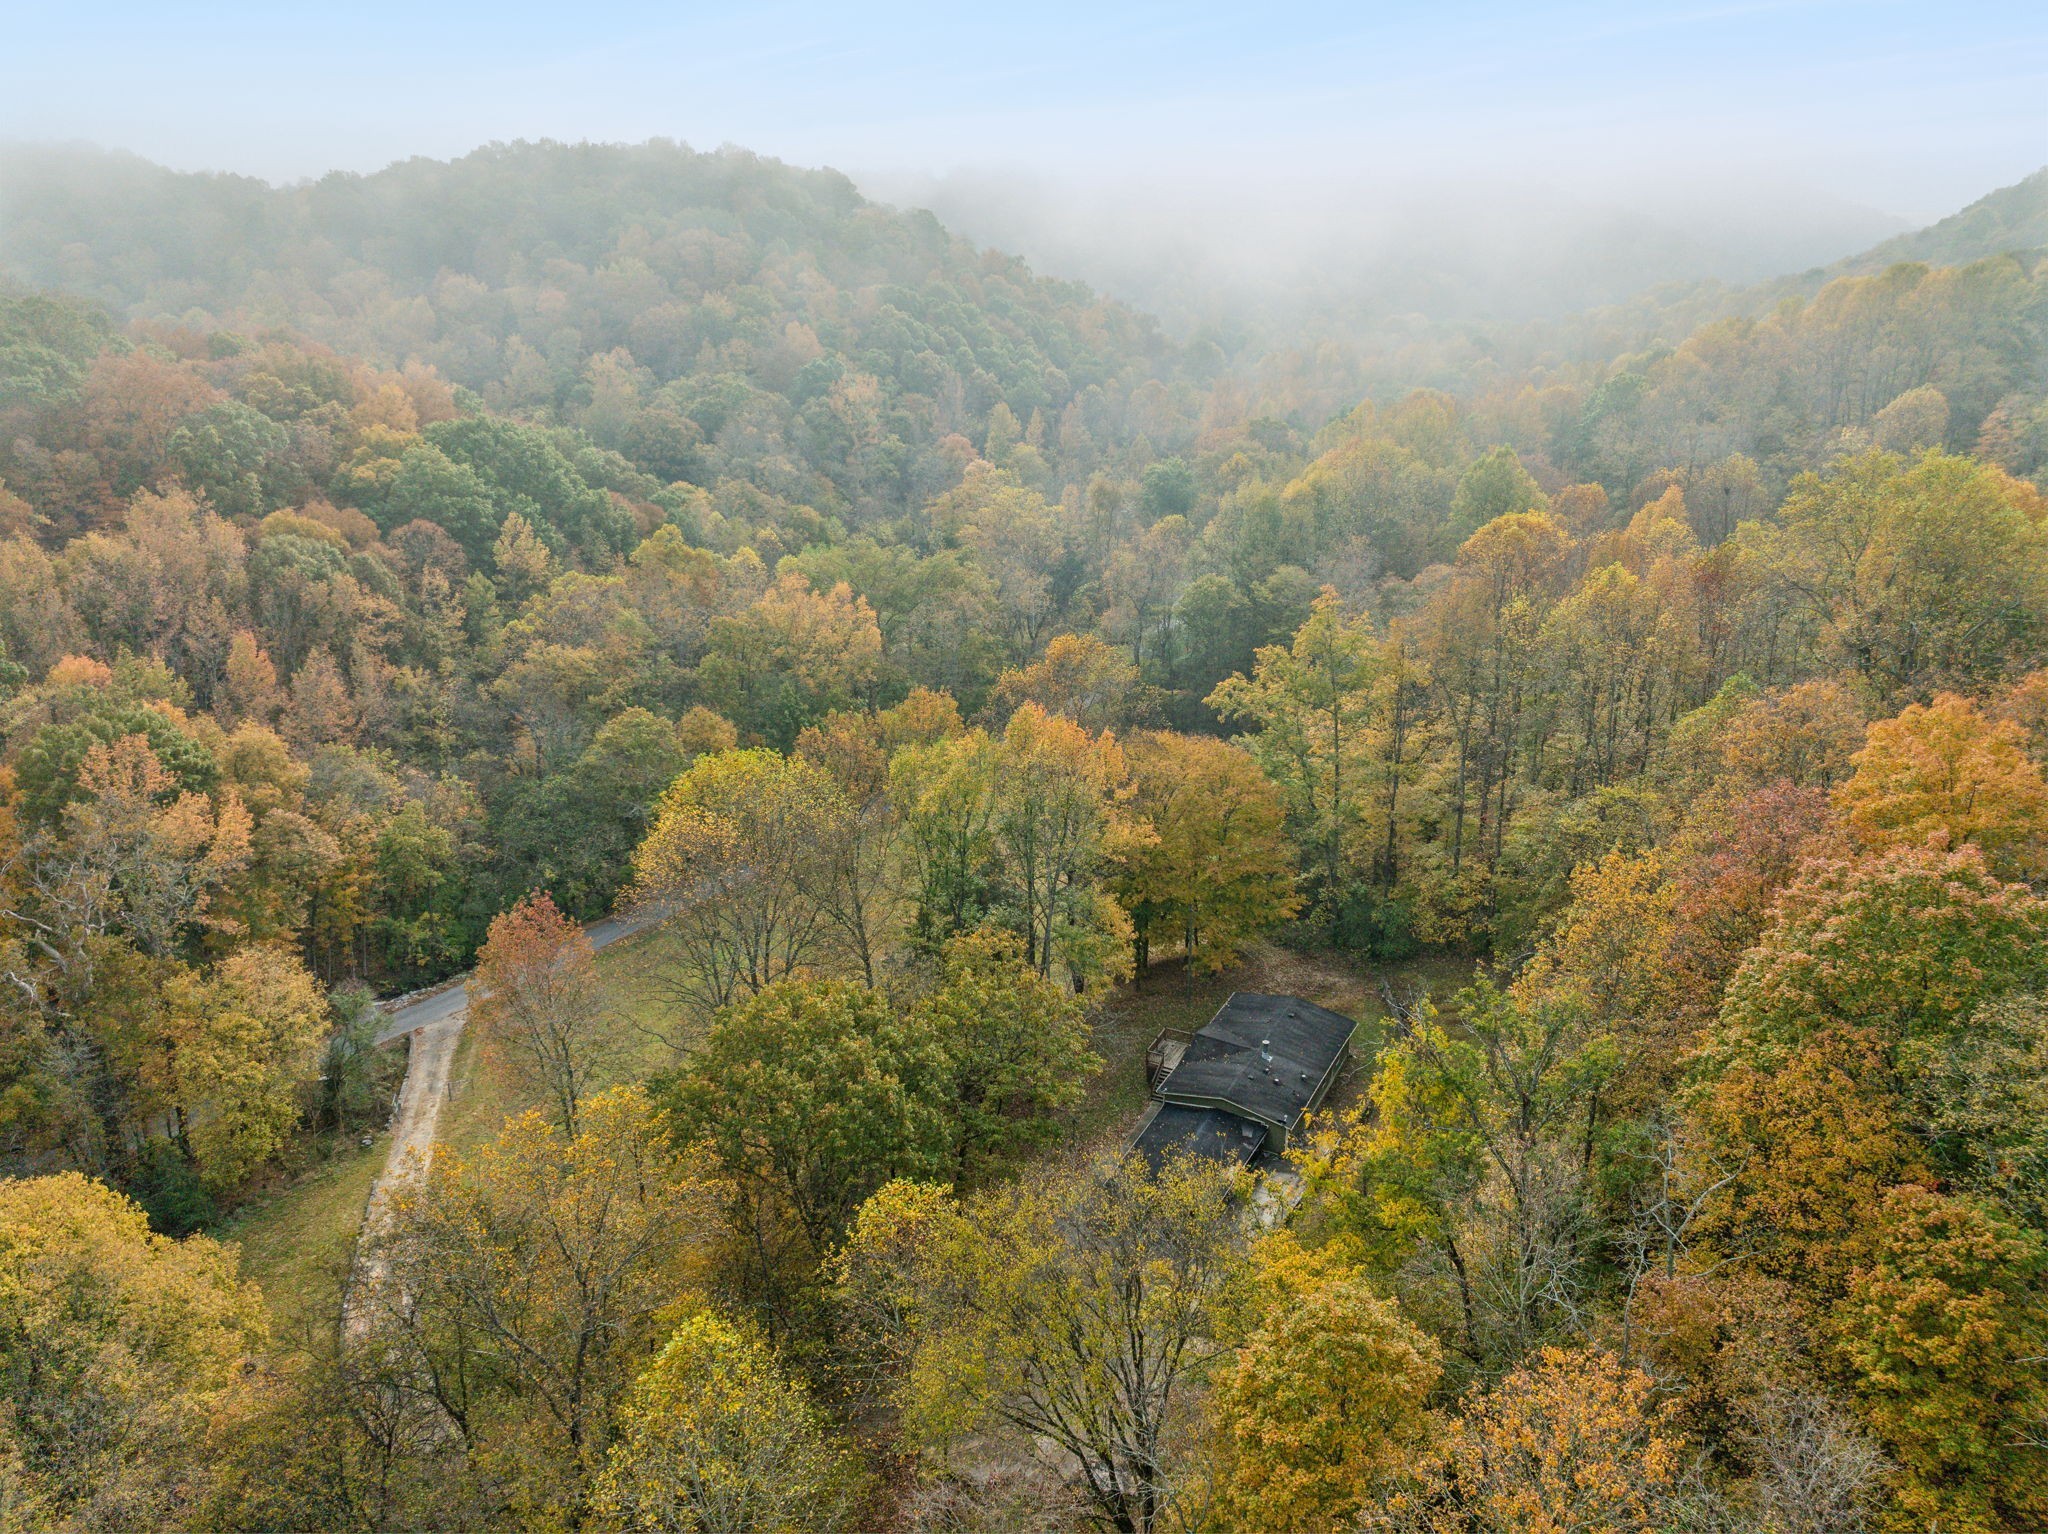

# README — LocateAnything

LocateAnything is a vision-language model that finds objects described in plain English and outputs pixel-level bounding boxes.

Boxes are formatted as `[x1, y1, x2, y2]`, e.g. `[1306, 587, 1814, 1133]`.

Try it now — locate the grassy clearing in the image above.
[437, 920, 700, 1154]
[224, 921, 1478, 1329]
[219, 1128, 388, 1333]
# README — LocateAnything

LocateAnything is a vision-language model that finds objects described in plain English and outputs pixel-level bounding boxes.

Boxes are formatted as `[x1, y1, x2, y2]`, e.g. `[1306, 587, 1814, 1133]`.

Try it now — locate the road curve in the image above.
[371, 908, 653, 1046]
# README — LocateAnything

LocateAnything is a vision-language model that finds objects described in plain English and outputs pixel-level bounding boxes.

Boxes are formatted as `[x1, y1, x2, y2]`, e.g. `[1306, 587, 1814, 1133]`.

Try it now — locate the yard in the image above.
[221, 921, 1479, 1332]
[1074, 941, 1479, 1152]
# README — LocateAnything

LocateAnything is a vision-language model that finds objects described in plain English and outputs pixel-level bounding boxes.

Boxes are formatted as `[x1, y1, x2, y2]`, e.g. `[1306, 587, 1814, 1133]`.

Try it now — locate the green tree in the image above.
[659, 979, 952, 1309]
[165, 401, 292, 518]
[1209, 590, 1381, 914]
[1747, 450, 2048, 704]
[911, 928, 1101, 1183]
[1709, 841, 2048, 1076]
[165, 944, 328, 1194]
[1450, 444, 1543, 536]
[1330, 982, 1611, 1369]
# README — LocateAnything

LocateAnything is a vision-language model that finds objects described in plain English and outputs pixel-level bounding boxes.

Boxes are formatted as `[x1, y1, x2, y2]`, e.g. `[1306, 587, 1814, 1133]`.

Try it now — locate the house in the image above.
[1130, 992, 1359, 1169]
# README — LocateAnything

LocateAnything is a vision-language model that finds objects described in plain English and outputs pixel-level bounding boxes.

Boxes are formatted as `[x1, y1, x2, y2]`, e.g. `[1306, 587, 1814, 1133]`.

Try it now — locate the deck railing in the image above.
[1145, 1027, 1195, 1095]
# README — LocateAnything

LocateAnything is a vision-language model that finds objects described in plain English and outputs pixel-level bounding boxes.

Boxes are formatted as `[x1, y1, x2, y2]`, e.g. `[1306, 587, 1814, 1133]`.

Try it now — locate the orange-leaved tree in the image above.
[470, 889, 609, 1136]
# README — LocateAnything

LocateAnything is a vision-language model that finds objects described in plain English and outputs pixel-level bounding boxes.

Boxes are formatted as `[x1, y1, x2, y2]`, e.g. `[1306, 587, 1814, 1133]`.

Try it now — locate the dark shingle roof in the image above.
[1156, 992, 1356, 1131]
[1132, 1104, 1266, 1169]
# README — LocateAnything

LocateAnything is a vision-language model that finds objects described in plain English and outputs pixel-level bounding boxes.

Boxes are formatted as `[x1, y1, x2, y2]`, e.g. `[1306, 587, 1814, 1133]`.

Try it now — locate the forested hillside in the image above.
[1824, 167, 2048, 279]
[1, 141, 1188, 524]
[3, 142, 2048, 1531]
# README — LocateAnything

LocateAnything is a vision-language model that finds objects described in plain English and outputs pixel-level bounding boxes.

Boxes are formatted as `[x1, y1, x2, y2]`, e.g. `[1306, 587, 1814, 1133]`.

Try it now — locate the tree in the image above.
[987, 703, 1140, 985]
[165, 943, 327, 1193]
[1450, 445, 1543, 536]
[377, 1086, 711, 1518]
[911, 928, 1101, 1183]
[469, 890, 609, 1136]
[494, 706, 693, 920]
[1913, 991, 2048, 1227]
[1513, 847, 1686, 1115]
[1831, 1185, 2048, 1532]
[935, 464, 1070, 664]
[165, 400, 291, 518]
[1707, 679, 1867, 791]
[658, 979, 952, 1312]
[631, 748, 847, 1021]
[0, 1173, 266, 1528]
[1870, 384, 1950, 454]
[891, 726, 1003, 948]
[1209, 590, 1380, 911]
[1709, 841, 2048, 1077]
[1836, 691, 2048, 879]
[590, 1312, 853, 1534]
[1115, 731, 1298, 972]
[1747, 451, 2048, 704]
[840, 1154, 1252, 1534]
[1690, 1025, 1928, 1297]
[699, 573, 885, 748]
[1384, 1346, 1694, 1532]
[1333, 983, 1610, 1369]
[993, 632, 1148, 734]
[1209, 1272, 1439, 1533]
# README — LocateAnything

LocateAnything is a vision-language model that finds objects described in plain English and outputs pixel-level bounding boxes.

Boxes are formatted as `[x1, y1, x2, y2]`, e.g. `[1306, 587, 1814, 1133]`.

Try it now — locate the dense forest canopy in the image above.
[2, 136, 2048, 1532]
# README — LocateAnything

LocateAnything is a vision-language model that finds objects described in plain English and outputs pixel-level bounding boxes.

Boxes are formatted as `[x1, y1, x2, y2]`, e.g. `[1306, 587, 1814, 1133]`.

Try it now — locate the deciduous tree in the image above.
[1115, 730, 1298, 971]
[910, 928, 1100, 1183]
[1209, 1271, 1439, 1533]
[840, 1154, 1251, 1534]
[632, 748, 847, 1020]
[469, 890, 609, 1135]
[591, 1312, 854, 1534]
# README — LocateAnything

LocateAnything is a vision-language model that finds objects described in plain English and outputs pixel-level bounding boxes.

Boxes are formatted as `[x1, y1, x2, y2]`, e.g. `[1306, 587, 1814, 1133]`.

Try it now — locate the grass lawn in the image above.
[436, 918, 699, 1155]
[218, 1127, 389, 1334]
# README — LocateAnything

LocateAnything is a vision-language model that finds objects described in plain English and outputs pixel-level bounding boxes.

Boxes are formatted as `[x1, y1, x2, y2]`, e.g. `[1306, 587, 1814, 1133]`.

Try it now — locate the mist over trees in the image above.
[0, 133, 2045, 1529]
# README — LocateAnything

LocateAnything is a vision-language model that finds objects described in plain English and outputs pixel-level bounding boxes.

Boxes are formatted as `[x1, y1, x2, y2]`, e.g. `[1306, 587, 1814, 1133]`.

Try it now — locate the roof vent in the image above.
[1260, 1038, 1273, 1064]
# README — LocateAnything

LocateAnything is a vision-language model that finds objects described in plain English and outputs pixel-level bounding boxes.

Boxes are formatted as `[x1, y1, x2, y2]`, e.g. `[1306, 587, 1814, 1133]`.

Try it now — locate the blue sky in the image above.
[5, 1, 2045, 219]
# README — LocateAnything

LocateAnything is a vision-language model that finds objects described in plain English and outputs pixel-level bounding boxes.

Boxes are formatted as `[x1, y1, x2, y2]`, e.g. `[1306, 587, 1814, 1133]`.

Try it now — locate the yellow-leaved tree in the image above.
[0, 1173, 266, 1528]
[590, 1311, 854, 1534]
[375, 1085, 714, 1522]
[631, 747, 851, 1021]
[1836, 691, 2048, 879]
[165, 942, 327, 1193]
[1384, 1346, 1693, 1531]
[1116, 730, 1298, 973]
[1209, 1267, 1439, 1533]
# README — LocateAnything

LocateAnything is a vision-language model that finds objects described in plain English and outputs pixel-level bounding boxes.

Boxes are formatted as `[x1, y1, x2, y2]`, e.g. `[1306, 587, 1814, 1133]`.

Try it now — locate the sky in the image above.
[4, 0, 2046, 223]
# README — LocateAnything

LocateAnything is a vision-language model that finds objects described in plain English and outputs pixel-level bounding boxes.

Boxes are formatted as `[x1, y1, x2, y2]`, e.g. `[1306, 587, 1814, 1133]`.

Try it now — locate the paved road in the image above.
[371, 907, 653, 1045]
